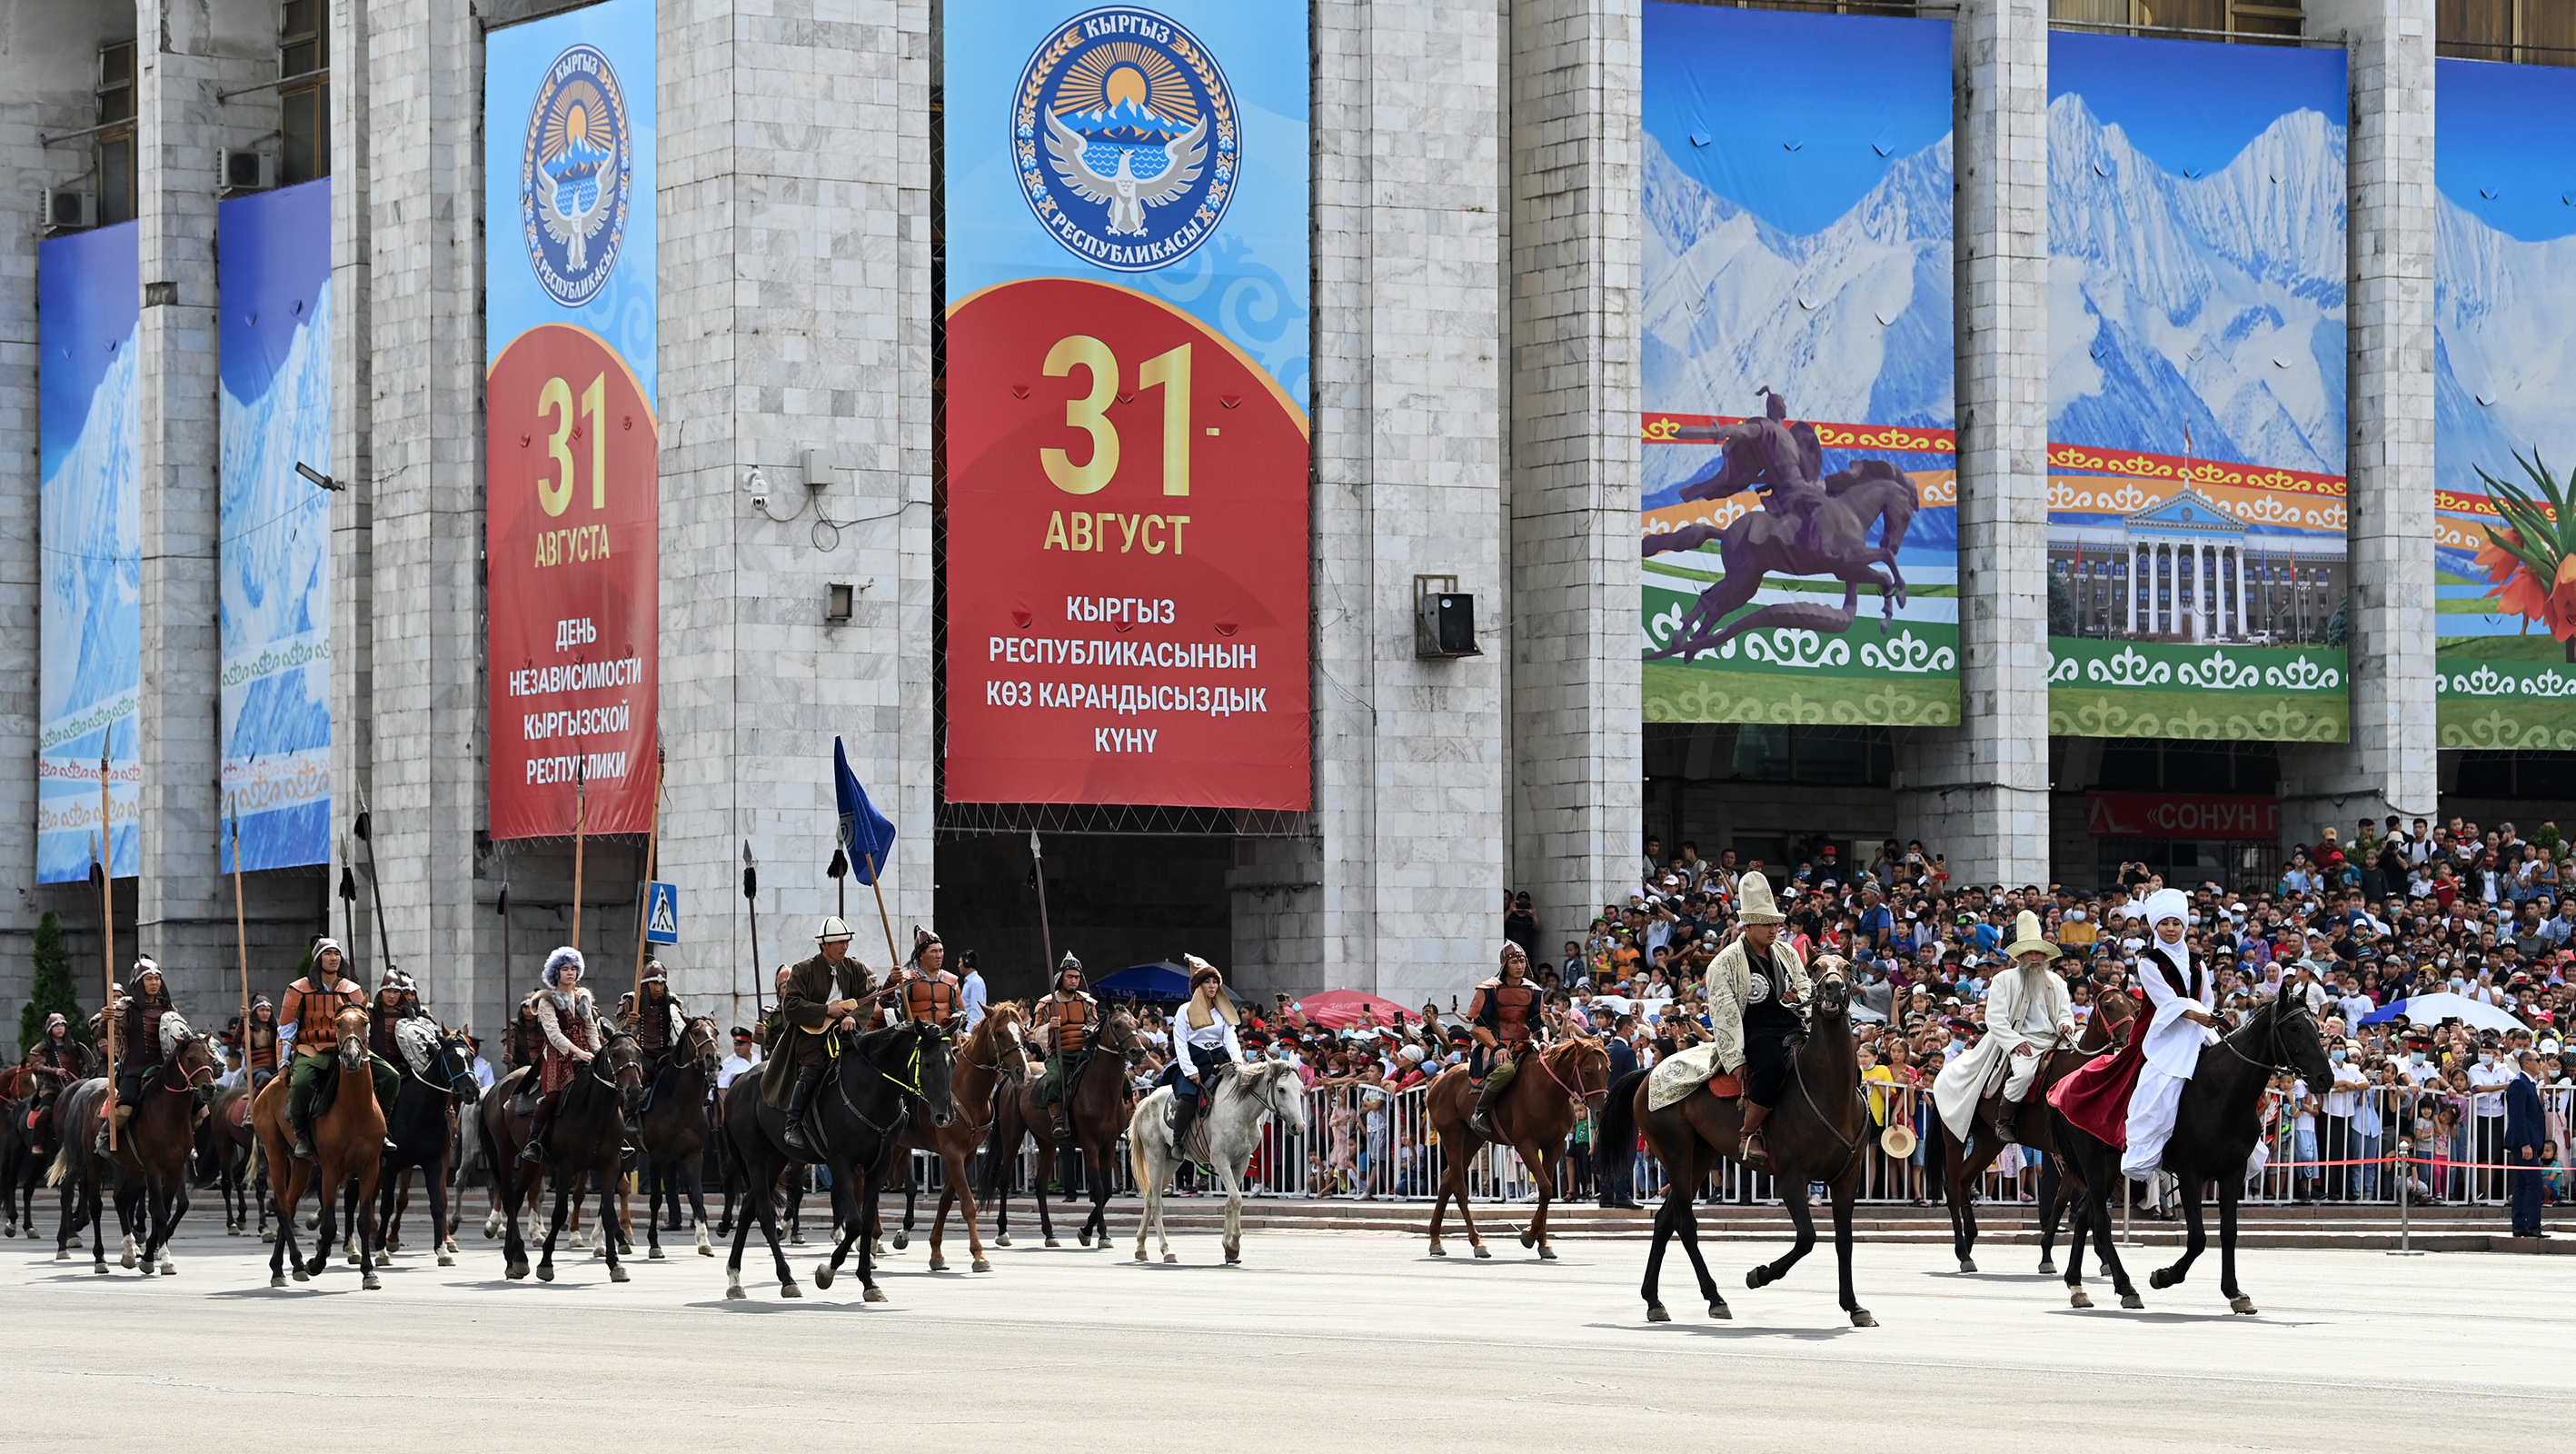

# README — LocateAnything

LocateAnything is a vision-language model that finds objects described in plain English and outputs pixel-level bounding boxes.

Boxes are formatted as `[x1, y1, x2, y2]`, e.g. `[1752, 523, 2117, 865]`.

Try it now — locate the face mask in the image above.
[2412, 1051, 2427, 1066]
[2479, 1052, 2494, 1067]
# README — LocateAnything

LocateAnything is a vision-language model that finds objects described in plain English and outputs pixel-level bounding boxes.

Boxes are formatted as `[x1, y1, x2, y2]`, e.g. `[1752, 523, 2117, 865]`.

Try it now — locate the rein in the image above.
[1528, 1041, 1602, 1104]
[2211, 1001, 2306, 1077]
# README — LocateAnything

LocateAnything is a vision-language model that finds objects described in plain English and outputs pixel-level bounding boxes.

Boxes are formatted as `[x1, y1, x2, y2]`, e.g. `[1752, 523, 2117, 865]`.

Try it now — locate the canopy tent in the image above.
[1094, 962, 1251, 1005]
[1293, 988, 1413, 1030]
[2358, 992, 2527, 1036]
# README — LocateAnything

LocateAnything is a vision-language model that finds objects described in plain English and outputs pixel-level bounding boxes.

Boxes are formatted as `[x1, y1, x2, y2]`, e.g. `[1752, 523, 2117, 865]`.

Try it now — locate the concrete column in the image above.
[2280, 0, 2438, 849]
[367, 0, 486, 1020]
[1894, 0, 2048, 888]
[2126, 549, 2137, 634]
[134, 0, 270, 1001]
[330, 0, 375, 984]
[1312, 0, 1507, 1010]
[1505, 0, 1641, 962]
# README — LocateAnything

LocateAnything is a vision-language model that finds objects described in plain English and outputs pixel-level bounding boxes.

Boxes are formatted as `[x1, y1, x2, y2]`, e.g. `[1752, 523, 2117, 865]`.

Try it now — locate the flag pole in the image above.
[572, 754, 588, 953]
[632, 745, 665, 1001]
[98, 752, 117, 1151]
[231, 792, 251, 1091]
[862, 850, 900, 976]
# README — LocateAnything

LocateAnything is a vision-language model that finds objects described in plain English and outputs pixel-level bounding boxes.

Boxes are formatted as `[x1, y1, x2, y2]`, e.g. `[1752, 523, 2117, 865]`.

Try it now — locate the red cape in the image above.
[2047, 1029, 2144, 1149]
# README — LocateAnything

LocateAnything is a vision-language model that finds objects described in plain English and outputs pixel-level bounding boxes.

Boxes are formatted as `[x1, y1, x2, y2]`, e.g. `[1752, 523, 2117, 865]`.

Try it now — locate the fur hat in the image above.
[1736, 871, 1786, 925]
[1181, 953, 1238, 1026]
[45, 1012, 65, 1031]
[543, 946, 585, 986]
[1057, 951, 1083, 981]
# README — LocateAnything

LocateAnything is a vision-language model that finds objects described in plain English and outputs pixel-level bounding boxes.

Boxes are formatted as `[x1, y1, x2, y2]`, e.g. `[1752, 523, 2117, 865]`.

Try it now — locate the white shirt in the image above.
[1172, 1003, 1245, 1081]
[2469, 1060, 2513, 1117]
[471, 1056, 496, 1092]
[718, 1049, 761, 1090]
[960, 971, 988, 1028]
[2323, 1061, 2364, 1117]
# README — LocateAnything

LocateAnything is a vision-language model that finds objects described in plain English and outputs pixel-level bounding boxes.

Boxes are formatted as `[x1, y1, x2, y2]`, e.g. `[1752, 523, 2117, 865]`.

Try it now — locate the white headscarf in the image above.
[2143, 888, 2189, 931]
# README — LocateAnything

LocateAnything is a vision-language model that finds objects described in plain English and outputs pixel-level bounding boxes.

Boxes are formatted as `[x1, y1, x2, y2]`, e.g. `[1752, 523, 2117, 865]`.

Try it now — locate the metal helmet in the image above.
[817, 917, 856, 944]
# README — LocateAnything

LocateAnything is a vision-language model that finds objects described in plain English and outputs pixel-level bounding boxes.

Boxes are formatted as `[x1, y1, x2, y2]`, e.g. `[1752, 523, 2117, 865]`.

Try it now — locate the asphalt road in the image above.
[5, 1202, 2560, 1449]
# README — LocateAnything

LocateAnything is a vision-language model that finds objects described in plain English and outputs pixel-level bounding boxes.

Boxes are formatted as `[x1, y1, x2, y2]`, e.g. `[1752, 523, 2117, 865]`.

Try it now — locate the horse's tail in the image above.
[247, 1133, 265, 1189]
[45, 1136, 73, 1189]
[1129, 1113, 1151, 1192]
[1597, 1069, 1648, 1174]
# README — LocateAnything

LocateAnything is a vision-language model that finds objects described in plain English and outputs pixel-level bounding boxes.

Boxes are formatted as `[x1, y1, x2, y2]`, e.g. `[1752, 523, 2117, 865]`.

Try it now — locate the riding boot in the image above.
[1169, 1083, 1201, 1150]
[95, 1102, 132, 1157]
[1992, 1096, 2020, 1145]
[517, 1095, 555, 1168]
[290, 1104, 317, 1160]
[781, 1067, 825, 1155]
[1737, 1100, 1775, 1170]
[1467, 1058, 1517, 1140]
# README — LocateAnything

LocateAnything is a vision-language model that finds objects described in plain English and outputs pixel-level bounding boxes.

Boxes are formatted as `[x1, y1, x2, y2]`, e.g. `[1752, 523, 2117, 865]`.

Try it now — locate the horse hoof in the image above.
[159, 1261, 176, 1276]
[270, 1274, 288, 1289]
[930, 1255, 948, 1271]
[1958, 1258, 1977, 1274]
[1044, 1238, 1060, 1248]
[2148, 1269, 2174, 1290]
[2037, 1261, 2056, 1276]
[1710, 1302, 1731, 1320]
[972, 1259, 991, 1273]
[1518, 1231, 1536, 1250]
[2069, 1289, 2093, 1309]
[93, 1264, 109, 1276]
[226, 1227, 241, 1238]
[537, 1265, 554, 1282]
[789, 1232, 805, 1246]
[1428, 1243, 1447, 1258]
[893, 1230, 909, 1250]
[120, 1251, 135, 1270]
[293, 1267, 311, 1283]
[1851, 1310, 1878, 1329]
[649, 1248, 665, 1260]
[505, 1262, 528, 1280]
[2120, 1292, 2143, 1310]
[609, 1265, 631, 1284]
[362, 1274, 381, 1290]
[698, 1245, 715, 1258]
[1746, 1269, 1765, 1290]
[781, 1281, 801, 1299]
[1078, 1232, 1091, 1248]
[2230, 1296, 2258, 1316]
[995, 1234, 1012, 1248]
[1646, 1304, 1671, 1323]
[725, 1284, 747, 1300]
[261, 1230, 275, 1244]
[55, 1250, 67, 1260]
[1134, 1249, 1149, 1263]
[438, 1254, 455, 1268]
[1538, 1245, 1558, 1261]
[814, 1263, 835, 1290]
[1472, 1245, 1491, 1260]
[863, 1286, 887, 1303]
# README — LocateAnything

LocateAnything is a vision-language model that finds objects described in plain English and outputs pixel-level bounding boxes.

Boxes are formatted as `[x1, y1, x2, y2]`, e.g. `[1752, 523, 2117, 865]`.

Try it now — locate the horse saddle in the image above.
[310, 1068, 342, 1118]
[507, 1071, 542, 1118]
[225, 1093, 254, 1130]
[1646, 1042, 1739, 1112]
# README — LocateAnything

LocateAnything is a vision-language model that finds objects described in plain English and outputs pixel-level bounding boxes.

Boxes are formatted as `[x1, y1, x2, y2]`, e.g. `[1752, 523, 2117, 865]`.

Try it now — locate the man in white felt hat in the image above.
[1934, 910, 2074, 1145]
[1703, 871, 1813, 1170]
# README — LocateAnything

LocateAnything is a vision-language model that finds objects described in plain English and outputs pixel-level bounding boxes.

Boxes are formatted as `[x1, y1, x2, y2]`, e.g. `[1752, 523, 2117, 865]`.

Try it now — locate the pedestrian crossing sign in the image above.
[645, 881, 680, 943]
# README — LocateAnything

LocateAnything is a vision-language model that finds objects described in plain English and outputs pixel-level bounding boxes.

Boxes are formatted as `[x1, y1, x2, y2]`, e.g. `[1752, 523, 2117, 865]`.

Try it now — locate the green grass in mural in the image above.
[2437, 634, 2573, 662]
[1642, 563, 1958, 598]
[2047, 688, 2347, 742]
[1645, 662, 1958, 727]
[2435, 567, 2485, 588]
[2440, 699, 2576, 751]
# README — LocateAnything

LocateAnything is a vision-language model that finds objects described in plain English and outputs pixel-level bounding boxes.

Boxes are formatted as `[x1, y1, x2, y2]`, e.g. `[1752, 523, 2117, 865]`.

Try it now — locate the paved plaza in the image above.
[5, 1209, 2559, 1449]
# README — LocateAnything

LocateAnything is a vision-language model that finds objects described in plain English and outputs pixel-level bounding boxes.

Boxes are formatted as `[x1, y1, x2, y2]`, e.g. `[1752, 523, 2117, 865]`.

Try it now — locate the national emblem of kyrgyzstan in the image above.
[520, 43, 633, 307]
[1014, 6, 1237, 273]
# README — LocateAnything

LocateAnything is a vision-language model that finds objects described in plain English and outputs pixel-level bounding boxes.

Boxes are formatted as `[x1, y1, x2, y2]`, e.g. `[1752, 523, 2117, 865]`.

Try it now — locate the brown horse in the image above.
[102, 1019, 223, 1276]
[1936, 985, 2137, 1273]
[890, 1001, 1025, 1271]
[1596, 961, 1877, 1326]
[986, 1006, 1142, 1250]
[630, 1015, 722, 1260]
[1424, 1036, 1614, 1260]
[206, 1081, 270, 1240]
[253, 1006, 390, 1289]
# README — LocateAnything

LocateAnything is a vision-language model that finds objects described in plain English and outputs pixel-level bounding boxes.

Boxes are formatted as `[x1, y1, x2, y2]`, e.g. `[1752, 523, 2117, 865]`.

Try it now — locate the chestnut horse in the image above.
[889, 1001, 1025, 1272]
[1597, 960, 1877, 1326]
[986, 1007, 1144, 1250]
[1937, 985, 2137, 1273]
[253, 1005, 389, 1289]
[1424, 1036, 1614, 1260]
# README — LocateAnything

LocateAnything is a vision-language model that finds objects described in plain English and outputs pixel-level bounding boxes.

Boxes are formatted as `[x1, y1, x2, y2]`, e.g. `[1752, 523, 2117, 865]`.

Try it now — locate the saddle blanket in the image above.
[1646, 1043, 1742, 1112]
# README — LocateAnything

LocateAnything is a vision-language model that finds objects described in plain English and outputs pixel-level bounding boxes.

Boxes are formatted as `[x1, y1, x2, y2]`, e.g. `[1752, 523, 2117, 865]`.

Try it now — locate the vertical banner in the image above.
[36, 223, 141, 882]
[943, 3, 1312, 809]
[483, 0, 658, 839]
[2045, 34, 2350, 740]
[2434, 60, 2576, 750]
[1638, 3, 1960, 728]
[218, 179, 333, 869]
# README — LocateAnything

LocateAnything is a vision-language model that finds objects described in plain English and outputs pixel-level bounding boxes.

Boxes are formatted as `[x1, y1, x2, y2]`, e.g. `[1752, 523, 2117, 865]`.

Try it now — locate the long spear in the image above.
[571, 755, 588, 954]
[231, 792, 251, 1092]
[337, 833, 359, 979]
[98, 752, 117, 1151]
[354, 797, 397, 980]
[741, 842, 761, 1021]
[632, 745, 666, 1001]
[1029, 830, 1055, 985]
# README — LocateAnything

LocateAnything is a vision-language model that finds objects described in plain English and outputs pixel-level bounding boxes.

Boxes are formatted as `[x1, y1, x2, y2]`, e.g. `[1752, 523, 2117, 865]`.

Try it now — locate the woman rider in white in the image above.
[1161, 955, 1247, 1151]
[2121, 887, 2221, 1180]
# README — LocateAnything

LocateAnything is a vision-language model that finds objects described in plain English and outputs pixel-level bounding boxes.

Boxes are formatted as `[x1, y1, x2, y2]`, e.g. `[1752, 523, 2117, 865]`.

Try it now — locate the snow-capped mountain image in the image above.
[1642, 129, 1955, 500]
[2435, 195, 2576, 496]
[2048, 94, 2347, 476]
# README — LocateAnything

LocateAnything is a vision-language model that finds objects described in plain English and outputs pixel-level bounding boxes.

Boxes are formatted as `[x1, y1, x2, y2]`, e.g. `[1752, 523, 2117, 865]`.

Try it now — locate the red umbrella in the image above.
[1295, 988, 1412, 1030]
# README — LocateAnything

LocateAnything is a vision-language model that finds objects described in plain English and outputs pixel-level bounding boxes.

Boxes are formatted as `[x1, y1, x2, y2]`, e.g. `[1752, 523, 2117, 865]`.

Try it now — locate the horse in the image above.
[204, 1080, 271, 1240]
[1129, 1058, 1310, 1265]
[1423, 1036, 1613, 1260]
[1643, 465, 1920, 659]
[2049, 990, 2330, 1314]
[720, 1019, 957, 1301]
[4, 1081, 66, 1240]
[1936, 985, 2137, 1274]
[887, 1001, 1026, 1272]
[47, 1017, 222, 1278]
[633, 1015, 722, 1260]
[368, 1021, 481, 1269]
[986, 1007, 1143, 1250]
[250, 1006, 391, 1288]
[475, 1028, 646, 1283]
[1598, 960, 1877, 1326]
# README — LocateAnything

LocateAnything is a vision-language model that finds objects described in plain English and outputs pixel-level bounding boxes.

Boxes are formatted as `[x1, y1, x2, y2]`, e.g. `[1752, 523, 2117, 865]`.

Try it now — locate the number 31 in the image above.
[1040, 336, 1190, 499]
[537, 373, 606, 517]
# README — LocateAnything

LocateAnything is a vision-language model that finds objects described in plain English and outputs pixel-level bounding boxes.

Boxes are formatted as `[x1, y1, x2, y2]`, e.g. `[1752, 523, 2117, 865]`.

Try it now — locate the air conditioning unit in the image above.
[219, 148, 276, 195]
[44, 188, 95, 234]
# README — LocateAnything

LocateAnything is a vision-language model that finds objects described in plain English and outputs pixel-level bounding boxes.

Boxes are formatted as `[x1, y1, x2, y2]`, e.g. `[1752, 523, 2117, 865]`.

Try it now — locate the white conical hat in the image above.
[816, 916, 855, 943]
[1736, 871, 1785, 925]
[2004, 910, 2056, 961]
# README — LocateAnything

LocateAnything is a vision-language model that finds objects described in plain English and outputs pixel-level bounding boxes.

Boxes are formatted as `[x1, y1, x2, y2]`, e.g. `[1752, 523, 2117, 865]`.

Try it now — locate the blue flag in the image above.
[833, 736, 897, 885]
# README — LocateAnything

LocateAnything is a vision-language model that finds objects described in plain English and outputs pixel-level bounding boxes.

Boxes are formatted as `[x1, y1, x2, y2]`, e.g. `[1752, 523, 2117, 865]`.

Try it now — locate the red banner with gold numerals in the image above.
[485, 324, 661, 839]
[944, 277, 1311, 810]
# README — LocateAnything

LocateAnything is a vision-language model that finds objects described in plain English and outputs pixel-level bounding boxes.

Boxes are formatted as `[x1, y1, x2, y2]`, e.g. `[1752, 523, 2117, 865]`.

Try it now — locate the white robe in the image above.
[1933, 965, 2074, 1140]
[2122, 941, 2215, 1179]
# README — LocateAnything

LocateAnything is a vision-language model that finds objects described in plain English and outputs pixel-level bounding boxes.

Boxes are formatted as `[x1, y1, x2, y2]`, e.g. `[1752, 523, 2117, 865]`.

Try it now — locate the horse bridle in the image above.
[415, 1034, 479, 1098]
[2212, 996, 2311, 1077]
[1527, 1039, 1606, 1107]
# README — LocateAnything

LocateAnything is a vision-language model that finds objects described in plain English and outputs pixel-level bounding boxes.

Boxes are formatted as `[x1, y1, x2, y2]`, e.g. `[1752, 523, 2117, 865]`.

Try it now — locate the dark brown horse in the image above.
[986, 1006, 1142, 1250]
[87, 1018, 221, 1277]
[633, 1015, 722, 1260]
[253, 1006, 390, 1289]
[1424, 1037, 1613, 1260]
[1937, 984, 2137, 1273]
[1598, 960, 1877, 1326]
[5, 1078, 66, 1240]
[890, 1001, 1025, 1271]
[206, 1081, 270, 1240]
[476, 1028, 646, 1283]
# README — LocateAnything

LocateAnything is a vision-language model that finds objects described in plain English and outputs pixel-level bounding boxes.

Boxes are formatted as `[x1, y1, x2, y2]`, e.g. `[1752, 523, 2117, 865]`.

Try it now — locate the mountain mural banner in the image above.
[2433, 59, 2576, 750]
[1639, 2, 1959, 729]
[2045, 33, 2350, 742]
[218, 179, 332, 871]
[36, 223, 141, 884]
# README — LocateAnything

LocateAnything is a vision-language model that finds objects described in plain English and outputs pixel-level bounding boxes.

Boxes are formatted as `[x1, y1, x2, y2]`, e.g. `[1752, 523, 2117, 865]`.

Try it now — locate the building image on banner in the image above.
[1638, 2, 1960, 730]
[2433, 59, 2576, 751]
[2044, 32, 2350, 742]
[36, 222, 141, 883]
[218, 178, 333, 871]
[941, 3, 1311, 812]
[483, 0, 659, 840]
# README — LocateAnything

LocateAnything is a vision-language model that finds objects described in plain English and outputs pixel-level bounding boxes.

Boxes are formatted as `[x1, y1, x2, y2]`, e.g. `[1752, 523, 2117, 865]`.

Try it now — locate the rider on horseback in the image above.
[890, 929, 964, 1030]
[1465, 942, 1546, 1140]
[1031, 954, 1099, 1143]
[95, 961, 176, 1155]
[224, 998, 281, 1091]
[1704, 872, 1811, 1171]
[517, 947, 608, 1167]
[761, 918, 870, 1157]
[279, 939, 400, 1160]
[368, 971, 424, 1065]
[1680, 389, 1829, 552]
[2120, 889, 2219, 1181]
[1159, 957, 1245, 1155]
[27, 1013, 91, 1105]
[1932, 911, 2074, 1144]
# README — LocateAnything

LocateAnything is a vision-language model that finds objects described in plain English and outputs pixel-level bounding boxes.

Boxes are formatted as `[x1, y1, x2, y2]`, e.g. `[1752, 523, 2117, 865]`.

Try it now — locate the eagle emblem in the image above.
[518, 44, 632, 307]
[1012, 8, 1237, 273]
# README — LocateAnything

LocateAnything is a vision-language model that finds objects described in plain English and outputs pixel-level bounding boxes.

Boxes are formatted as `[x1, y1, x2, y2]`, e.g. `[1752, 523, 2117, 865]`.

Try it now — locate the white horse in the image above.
[1129, 1060, 1309, 1266]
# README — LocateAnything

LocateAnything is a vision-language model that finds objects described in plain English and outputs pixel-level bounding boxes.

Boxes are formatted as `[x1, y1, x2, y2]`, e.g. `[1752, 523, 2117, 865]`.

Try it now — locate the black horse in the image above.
[721, 1021, 956, 1302]
[3, 1089, 65, 1239]
[372, 1024, 482, 1269]
[638, 1016, 722, 1260]
[2050, 991, 2330, 1314]
[476, 1031, 647, 1284]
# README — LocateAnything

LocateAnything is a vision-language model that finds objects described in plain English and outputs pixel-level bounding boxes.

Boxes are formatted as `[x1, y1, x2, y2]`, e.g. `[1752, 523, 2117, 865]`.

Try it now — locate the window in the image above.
[2049, 0, 2302, 40]
[280, 0, 330, 184]
[1664, 1, 1920, 16]
[2439, 0, 2576, 65]
[96, 42, 136, 226]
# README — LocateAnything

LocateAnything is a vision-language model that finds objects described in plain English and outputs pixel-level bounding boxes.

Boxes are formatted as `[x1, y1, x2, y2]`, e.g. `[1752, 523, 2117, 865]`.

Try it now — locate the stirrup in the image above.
[1739, 1130, 1772, 1170]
